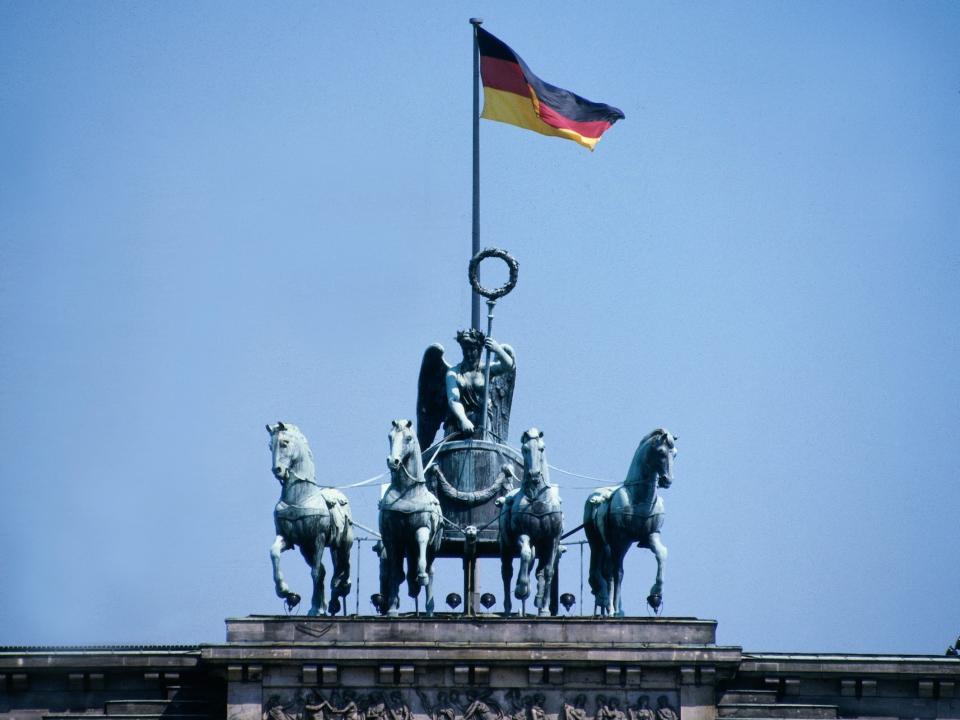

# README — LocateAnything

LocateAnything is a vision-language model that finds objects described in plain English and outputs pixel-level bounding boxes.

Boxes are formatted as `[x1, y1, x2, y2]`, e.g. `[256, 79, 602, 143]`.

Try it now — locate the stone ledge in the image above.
[741, 654, 960, 677]
[225, 616, 719, 646]
[202, 644, 742, 666]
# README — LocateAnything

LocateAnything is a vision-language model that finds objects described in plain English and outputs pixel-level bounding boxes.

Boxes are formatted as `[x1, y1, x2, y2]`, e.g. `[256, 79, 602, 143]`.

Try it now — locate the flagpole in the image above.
[470, 17, 483, 331]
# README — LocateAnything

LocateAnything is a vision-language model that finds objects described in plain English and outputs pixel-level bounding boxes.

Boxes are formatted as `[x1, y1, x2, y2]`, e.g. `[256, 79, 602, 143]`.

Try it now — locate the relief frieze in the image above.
[263, 690, 679, 720]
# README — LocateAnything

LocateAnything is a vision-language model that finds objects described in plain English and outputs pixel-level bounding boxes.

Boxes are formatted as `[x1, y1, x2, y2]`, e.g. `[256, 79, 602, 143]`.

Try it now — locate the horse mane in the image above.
[273, 423, 314, 463]
[408, 429, 425, 480]
[624, 428, 668, 485]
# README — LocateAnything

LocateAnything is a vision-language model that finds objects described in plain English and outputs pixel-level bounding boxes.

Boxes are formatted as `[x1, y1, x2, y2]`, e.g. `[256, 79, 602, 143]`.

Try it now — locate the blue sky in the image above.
[1, 1, 958, 653]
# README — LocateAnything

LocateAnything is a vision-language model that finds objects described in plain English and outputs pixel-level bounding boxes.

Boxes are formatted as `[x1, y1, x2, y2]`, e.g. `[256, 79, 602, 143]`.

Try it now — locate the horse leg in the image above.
[414, 526, 431, 595]
[301, 540, 326, 616]
[424, 543, 436, 616]
[537, 538, 559, 617]
[270, 535, 300, 609]
[586, 539, 605, 616]
[584, 516, 610, 616]
[647, 532, 668, 611]
[387, 543, 404, 616]
[500, 541, 514, 616]
[515, 534, 534, 616]
[597, 543, 613, 616]
[610, 541, 630, 618]
[533, 543, 548, 616]
[327, 539, 351, 616]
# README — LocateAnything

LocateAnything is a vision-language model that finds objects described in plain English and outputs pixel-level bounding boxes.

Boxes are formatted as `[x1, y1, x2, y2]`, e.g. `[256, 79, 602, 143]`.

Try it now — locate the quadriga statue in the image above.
[583, 429, 677, 615]
[265, 422, 353, 616]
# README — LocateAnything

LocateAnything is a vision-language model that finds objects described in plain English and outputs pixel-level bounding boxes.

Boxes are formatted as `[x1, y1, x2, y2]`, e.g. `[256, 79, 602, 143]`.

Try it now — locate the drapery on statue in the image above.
[416, 328, 516, 447]
[497, 428, 563, 616]
[378, 419, 443, 615]
[583, 429, 677, 616]
[265, 422, 353, 616]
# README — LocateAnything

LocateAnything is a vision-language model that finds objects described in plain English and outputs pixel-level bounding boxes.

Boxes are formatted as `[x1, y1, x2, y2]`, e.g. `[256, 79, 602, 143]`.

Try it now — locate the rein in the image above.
[379, 453, 428, 510]
[520, 475, 552, 501]
[282, 472, 322, 488]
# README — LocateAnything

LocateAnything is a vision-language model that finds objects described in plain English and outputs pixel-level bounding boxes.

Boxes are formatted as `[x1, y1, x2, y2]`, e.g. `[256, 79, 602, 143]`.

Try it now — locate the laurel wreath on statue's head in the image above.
[468, 248, 519, 300]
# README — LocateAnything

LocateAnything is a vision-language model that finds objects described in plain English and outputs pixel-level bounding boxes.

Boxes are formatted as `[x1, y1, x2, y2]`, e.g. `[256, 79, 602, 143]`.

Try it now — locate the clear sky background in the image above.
[1, 1, 958, 653]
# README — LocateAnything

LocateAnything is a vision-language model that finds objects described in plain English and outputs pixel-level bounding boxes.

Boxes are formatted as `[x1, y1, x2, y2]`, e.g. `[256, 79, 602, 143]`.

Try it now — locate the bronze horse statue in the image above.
[583, 428, 676, 616]
[498, 428, 563, 616]
[378, 419, 443, 615]
[265, 422, 353, 616]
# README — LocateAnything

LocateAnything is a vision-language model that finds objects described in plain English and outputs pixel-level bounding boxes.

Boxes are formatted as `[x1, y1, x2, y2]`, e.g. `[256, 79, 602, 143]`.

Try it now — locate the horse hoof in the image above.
[538, 608, 550, 617]
[328, 597, 341, 615]
[284, 593, 301, 611]
[647, 593, 662, 611]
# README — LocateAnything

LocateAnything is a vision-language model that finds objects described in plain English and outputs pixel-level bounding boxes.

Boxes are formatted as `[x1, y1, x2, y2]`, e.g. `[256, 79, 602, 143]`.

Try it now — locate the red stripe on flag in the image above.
[536, 101, 613, 139]
[480, 56, 529, 97]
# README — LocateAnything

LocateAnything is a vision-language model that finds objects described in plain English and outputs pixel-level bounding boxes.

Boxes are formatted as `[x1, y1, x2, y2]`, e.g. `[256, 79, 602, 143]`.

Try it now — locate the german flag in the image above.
[478, 27, 624, 151]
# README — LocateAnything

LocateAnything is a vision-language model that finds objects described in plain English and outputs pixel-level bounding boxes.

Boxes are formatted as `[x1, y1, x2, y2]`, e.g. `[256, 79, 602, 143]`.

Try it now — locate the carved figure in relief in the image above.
[337, 691, 364, 720]
[504, 690, 545, 720]
[416, 690, 457, 720]
[594, 696, 626, 720]
[264, 695, 298, 720]
[584, 429, 677, 615]
[387, 691, 411, 720]
[456, 690, 503, 720]
[628, 697, 654, 720]
[654, 697, 677, 720]
[304, 692, 335, 720]
[561, 695, 589, 720]
[505, 690, 524, 720]
[366, 693, 388, 720]
[265, 422, 354, 616]
[528, 694, 546, 720]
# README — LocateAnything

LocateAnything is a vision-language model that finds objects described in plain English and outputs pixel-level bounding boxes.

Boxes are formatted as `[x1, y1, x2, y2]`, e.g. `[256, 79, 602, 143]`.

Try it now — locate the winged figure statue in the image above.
[416, 328, 517, 449]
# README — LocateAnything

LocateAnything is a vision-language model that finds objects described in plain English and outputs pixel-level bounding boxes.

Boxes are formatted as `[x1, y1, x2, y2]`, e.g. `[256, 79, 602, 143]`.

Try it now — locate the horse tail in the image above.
[582, 497, 606, 601]
[582, 495, 601, 533]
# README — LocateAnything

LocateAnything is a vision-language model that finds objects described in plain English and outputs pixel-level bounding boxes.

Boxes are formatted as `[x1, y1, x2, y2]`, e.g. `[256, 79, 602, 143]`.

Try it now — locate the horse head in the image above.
[386, 418, 424, 486]
[638, 428, 677, 488]
[266, 421, 315, 485]
[520, 427, 550, 493]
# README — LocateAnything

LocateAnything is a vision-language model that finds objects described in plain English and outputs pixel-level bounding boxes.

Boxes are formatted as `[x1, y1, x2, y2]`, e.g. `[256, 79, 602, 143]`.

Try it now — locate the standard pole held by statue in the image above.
[480, 298, 496, 440]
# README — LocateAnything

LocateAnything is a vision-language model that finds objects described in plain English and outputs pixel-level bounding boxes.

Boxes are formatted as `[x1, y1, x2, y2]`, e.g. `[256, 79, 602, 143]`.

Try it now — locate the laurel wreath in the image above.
[468, 248, 519, 300]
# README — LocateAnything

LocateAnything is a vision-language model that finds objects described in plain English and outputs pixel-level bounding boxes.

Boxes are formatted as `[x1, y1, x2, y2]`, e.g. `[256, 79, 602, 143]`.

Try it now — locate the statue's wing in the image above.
[489, 344, 517, 444]
[417, 344, 450, 450]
